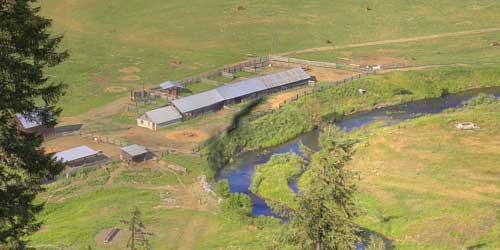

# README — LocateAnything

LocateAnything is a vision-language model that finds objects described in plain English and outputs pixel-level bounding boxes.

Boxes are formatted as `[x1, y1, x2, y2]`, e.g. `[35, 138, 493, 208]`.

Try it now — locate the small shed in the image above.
[15, 110, 55, 137]
[121, 144, 151, 162]
[151, 81, 184, 100]
[53, 145, 104, 167]
[137, 106, 182, 131]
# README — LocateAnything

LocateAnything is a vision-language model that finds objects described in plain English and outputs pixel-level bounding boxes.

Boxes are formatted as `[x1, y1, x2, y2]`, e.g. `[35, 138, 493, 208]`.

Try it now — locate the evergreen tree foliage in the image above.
[0, 0, 67, 248]
[273, 125, 360, 250]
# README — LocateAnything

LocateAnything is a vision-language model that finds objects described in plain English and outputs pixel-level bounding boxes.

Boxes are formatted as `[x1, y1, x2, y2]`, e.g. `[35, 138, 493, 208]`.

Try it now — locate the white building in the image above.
[137, 106, 182, 131]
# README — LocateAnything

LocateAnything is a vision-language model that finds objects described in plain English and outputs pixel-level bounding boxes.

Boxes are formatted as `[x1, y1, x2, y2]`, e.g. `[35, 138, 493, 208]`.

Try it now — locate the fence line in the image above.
[269, 55, 337, 68]
[178, 56, 270, 85]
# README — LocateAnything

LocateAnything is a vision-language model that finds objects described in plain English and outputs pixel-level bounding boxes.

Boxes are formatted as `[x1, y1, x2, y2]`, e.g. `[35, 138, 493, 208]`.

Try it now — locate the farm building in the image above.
[139, 68, 311, 127]
[137, 106, 182, 130]
[151, 81, 184, 100]
[171, 89, 225, 117]
[172, 68, 311, 116]
[15, 111, 55, 137]
[120, 144, 152, 162]
[53, 145, 105, 167]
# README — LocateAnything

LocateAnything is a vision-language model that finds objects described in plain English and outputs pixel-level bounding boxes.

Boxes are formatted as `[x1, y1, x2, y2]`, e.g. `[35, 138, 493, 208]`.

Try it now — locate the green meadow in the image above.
[39, 0, 500, 116]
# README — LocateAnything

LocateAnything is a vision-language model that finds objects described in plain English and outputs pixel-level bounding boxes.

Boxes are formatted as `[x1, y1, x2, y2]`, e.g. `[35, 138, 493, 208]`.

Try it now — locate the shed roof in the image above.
[258, 68, 310, 89]
[16, 111, 46, 129]
[53, 146, 99, 163]
[159, 81, 183, 90]
[172, 89, 224, 113]
[141, 106, 182, 124]
[216, 78, 267, 100]
[121, 144, 149, 157]
[170, 68, 310, 114]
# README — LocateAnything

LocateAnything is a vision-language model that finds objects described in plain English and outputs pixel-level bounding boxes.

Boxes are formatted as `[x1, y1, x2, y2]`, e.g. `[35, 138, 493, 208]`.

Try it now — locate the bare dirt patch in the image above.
[121, 75, 141, 81]
[164, 130, 210, 143]
[351, 55, 407, 66]
[307, 68, 358, 82]
[105, 86, 129, 93]
[119, 66, 141, 74]
[255, 87, 312, 111]
[43, 135, 122, 159]
[160, 178, 218, 212]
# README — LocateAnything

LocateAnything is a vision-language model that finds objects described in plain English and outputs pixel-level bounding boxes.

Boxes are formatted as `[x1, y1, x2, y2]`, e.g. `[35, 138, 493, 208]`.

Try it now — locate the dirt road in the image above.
[279, 27, 500, 56]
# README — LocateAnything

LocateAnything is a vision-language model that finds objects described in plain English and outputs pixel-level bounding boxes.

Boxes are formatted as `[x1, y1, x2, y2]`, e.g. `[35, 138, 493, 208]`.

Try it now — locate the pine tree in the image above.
[123, 208, 152, 250]
[275, 125, 360, 250]
[0, 0, 67, 248]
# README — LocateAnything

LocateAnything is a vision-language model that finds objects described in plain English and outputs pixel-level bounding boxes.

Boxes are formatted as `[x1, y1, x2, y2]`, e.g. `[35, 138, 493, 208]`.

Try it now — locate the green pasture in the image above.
[295, 31, 500, 66]
[39, 0, 500, 116]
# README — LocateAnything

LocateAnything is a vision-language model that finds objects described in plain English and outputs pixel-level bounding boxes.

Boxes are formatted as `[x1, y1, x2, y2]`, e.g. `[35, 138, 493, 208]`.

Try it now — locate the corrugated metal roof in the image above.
[172, 89, 224, 113]
[121, 144, 148, 157]
[16, 112, 43, 129]
[216, 78, 267, 100]
[258, 68, 310, 89]
[53, 146, 98, 163]
[142, 106, 182, 124]
[170, 68, 310, 114]
[159, 81, 183, 90]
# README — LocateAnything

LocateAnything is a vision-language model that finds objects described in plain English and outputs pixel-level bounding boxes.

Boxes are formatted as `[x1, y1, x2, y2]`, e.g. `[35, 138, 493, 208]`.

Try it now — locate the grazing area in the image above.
[39, 0, 500, 116]
[295, 31, 500, 67]
[351, 101, 500, 249]
[29, 161, 280, 249]
[12, 0, 500, 249]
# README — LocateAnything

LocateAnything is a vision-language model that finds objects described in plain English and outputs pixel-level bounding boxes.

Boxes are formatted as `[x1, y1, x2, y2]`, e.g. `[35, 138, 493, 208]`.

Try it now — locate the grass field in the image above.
[249, 153, 306, 210]
[29, 161, 280, 249]
[350, 102, 500, 249]
[39, 0, 500, 116]
[295, 31, 500, 66]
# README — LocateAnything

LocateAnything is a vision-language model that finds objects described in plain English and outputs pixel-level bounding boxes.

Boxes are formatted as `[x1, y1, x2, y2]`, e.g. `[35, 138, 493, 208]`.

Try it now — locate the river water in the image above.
[217, 86, 500, 217]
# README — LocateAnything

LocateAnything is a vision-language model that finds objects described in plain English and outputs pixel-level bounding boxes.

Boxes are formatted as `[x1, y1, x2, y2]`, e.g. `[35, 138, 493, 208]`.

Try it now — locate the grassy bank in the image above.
[249, 153, 306, 210]
[205, 66, 500, 172]
[39, 0, 500, 116]
[350, 101, 500, 249]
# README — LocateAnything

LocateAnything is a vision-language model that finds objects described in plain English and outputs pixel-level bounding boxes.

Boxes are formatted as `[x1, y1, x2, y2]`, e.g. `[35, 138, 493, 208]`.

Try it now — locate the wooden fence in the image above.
[178, 56, 270, 85]
[269, 55, 337, 69]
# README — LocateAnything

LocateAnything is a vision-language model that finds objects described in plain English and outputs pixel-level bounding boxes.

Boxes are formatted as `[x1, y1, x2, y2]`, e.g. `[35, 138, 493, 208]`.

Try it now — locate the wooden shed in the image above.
[53, 146, 105, 167]
[120, 144, 152, 162]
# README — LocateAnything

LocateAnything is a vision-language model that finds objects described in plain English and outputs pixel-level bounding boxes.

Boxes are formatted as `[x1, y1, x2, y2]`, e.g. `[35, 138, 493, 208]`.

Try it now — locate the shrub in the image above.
[463, 93, 497, 107]
[215, 179, 231, 198]
[220, 193, 253, 218]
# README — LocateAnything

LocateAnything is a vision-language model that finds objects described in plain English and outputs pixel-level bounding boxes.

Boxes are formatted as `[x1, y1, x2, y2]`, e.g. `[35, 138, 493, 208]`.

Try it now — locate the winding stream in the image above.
[217, 86, 500, 217]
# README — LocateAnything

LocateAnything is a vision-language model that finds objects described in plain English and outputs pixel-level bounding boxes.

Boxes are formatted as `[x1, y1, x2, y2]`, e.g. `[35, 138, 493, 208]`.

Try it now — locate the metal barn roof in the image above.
[216, 78, 267, 100]
[159, 81, 183, 90]
[121, 144, 148, 157]
[142, 106, 182, 124]
[172, 89, 224, 113]
[258, 68, 310, 89]
[53, 146, 98, 163]
[216, 68, 310, 100]
[16, 112, 44, 129]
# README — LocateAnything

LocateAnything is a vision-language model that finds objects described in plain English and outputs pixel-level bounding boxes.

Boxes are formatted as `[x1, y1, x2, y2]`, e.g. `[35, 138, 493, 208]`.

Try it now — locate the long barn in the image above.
[172, 67, 311, 116]
[139, 68, 311, 130]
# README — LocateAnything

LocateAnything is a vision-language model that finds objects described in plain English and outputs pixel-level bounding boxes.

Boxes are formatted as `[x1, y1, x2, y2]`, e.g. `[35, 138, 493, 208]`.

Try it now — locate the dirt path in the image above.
[280, 27, 500, 56]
